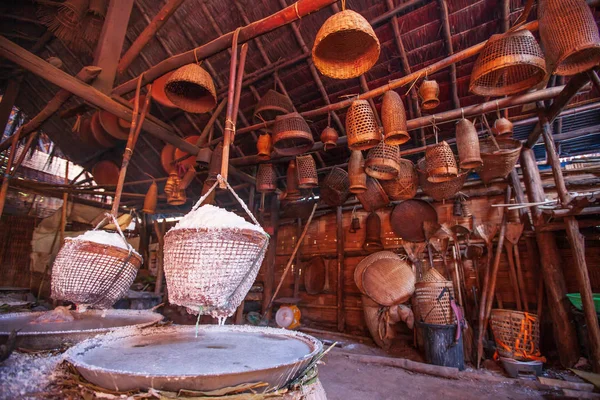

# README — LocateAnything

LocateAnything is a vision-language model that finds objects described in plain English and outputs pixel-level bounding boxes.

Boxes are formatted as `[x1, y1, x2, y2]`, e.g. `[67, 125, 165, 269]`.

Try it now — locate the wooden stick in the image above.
[197, 98, 227, 147]
[59, 161, 69, 245]
[153, 220, 165, 296]
[504, 240, 523, 311]
[514, 245, 529, 312]
[336, 205, 345, 332]
[0, 127, 23, 218]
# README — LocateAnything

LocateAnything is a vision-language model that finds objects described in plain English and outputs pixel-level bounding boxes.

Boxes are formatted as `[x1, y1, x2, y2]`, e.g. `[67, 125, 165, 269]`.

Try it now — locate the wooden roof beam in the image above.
[438, 0, 460, 109]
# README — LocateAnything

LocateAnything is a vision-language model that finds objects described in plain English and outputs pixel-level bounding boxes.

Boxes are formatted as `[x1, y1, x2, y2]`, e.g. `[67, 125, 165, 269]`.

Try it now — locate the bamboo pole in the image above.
[59, 161, 69, 245]
[153, 220, 166, 296]
[336, 206, 345, 332]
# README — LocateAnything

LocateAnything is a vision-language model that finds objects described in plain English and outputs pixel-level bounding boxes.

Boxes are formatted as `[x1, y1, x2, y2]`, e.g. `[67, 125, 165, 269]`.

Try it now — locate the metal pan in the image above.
[390, 199, 438, 242]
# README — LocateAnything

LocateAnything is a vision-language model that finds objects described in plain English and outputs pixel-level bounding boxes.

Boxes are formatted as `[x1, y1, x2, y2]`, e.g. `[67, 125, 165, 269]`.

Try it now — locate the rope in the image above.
[341, 0, 346, 11]
[294, 2, 301, 19]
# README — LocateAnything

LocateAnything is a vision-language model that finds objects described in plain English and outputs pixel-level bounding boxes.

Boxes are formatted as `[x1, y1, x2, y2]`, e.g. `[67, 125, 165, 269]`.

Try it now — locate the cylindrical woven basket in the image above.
[286, 159, 301, 197]
[165, 64, 217, 114]
[312, 9, 380, 80]
[494, 117, 514, 136]
[297, 154, 318, 189]
[365, 141, 401, 180]
[382, 91, 410, 145]
[538, 0, 600, 76]
[419, 80, 440, 110]
[380, 159, 418, 201]
[469, 30, 547, 96]
[257, 163, 277, 193]
[363, 212, 384, 252]
[490, 309, 541, 361]
[143, 181, 158, 214]
[253, 89, 295, 128]
[414, 281, 456, 325]
[417, 158, 468, 201]
[455, 118, 483, 170]
[348, 150, 367, 194]
[346, 100, 381, 151]
[320, 167, 350, 207]
[257, 134, 272, 161]
[321, 126, 339, 150]
[51, 233, 141, 309]
[356, 176, 389, 212]
[273, 113, 314, 156]
[362, 257, 415, 306]
[479, 137, 522, 184]
[425, 141, 458, 183]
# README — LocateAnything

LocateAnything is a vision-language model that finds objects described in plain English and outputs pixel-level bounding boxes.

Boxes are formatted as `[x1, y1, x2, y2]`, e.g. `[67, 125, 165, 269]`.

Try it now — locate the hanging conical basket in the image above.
[470, 30, 547, 96]
[143, 181, 158, 214]
[382, 91, 410, 145]
[425, 141, 458, 183]
[257, 133, 272, 161]
[320, 167, 350, 207]
[365, 141, 401, 180]
[312, 9, 380, 79]
[418, 158, 467, 201]
[257, 163, 277, 193]
[296, 154, 318, 189]
[165, 64, 217, 113]
[346, 100, 381, 151]
[253, 89, 295, 129]
[272, 113, 314, 156]
[348, 150, 367, 194]
[455, 118, 483, 170]
[538, 0, 600, 76]
[286, 159, 301, 197]
[380, 159, 418, 201]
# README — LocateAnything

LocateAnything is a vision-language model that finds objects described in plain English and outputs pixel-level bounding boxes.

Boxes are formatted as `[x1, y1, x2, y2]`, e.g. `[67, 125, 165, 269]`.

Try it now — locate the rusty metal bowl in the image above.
[390, 199, 438, 242]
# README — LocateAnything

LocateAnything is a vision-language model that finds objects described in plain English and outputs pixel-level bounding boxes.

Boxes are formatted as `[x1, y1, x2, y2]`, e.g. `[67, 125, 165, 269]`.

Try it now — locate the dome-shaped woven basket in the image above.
[51, 232, 141, 309]
[539, 0, 600, 76]
[418, 80, 440, 110]
[479, 137, 522, 184]
[382, 91, 410, 145]
[414, 280, 456, 325]
[490, 309, 541, 361]
[425, 141, 458, 183]
[470, 30, 547, 96]
[296, 154, 318, 189]
[165, 64, 217, 113]
[380, 159, 418, 201]
[257, 134, 272, 161]
[346, 100, 381, 151]
[418, 158, 468, 201]
[273, 113, 314, 156]
[362, 257, 415, 306]
[356, 176, 389, 212]
[366, 141, 401, 180]
[151, 71, 177, 108]
[348, 150, 367, 194]
[257, 163, 277, 193]
[320, 167, 350, 207]
[494, 117, 514, 136]
[312, 9, 380, 80]
[253, 90, 295, 129]
[355, 251, 401, 295]
[455, 118, 483, 170]
[321, 126, 339, 150]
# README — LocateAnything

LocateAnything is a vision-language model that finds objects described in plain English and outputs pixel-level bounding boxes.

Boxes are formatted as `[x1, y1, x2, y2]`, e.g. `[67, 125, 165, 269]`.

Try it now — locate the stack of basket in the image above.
[414, 270, 456, 325]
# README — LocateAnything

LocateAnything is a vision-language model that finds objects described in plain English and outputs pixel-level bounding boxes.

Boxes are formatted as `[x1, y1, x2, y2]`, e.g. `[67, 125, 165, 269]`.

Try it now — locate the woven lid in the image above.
[165, 64, 217, 113]
[273, 113, 314, 156]
[354, 251, 401, 294]
[312, 10, 380, 79]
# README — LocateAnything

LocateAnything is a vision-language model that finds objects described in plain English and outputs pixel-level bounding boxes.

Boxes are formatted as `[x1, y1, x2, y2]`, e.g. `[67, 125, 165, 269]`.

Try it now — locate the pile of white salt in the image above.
[72, 230, 130, 250]
[172, 204, 266, 234]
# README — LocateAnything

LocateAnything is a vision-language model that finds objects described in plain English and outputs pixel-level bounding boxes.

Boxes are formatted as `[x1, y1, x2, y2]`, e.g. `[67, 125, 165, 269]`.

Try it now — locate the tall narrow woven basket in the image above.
[382, 91, 410, 145]
[51, 216, 141, 309]
[418, 158, 468, 201]
[257, 134, 272, 161]
[165, 64, 217, 113]
[253, 89, 295, 129]
[490, 309, 541, 361]
[479, 138, 522, 184]
[365, 141, 401, 180]
[380, 159, 418, 201]
[346, 100, 381, 151]
[414, 280, 456, 325]
[296, 154, 318, 189]
[538, 0, 600, 76]
[425, 141, 458, 183]
[348, 150, 367, 194]
[272, 113, 314, 156]
[320, 167, 350, 207]
[455, 118, 483, 170]
[257, 163, 277, 193]
[356, 176, 389, 212]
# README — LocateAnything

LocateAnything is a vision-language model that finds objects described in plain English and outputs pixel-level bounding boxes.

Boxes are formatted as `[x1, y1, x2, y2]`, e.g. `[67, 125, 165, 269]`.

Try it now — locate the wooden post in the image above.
[93, 0, 135, 93]
[153, 220, 165, 296]
[520, 147, 580, 368]
[0, 78, 21, 134]
[262, 195, 279, 321]
[59, 161, 69, 245]
[336, 206, 345, 332]
[293, 217, 302, 298]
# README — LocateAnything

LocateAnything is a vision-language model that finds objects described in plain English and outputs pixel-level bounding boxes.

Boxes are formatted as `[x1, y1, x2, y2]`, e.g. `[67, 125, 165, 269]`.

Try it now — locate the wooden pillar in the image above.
[520, 147, 580, 368]
[262, 195, 279, 320]
[0, 78, 21, 135]
[293, 217, 302, 298]
[539, 117, 600, 372]
[336, 206, 345, 332]
[93, 0, 135, 93]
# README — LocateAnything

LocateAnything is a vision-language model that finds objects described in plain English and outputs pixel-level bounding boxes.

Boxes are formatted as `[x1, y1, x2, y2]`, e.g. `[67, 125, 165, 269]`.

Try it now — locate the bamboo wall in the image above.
[0, 214, 37, 288]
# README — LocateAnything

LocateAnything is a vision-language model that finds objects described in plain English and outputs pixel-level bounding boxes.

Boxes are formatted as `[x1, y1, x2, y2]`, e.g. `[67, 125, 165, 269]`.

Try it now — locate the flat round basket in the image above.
[356, 176, 389, 212]
[479, 137, 522, 184]
[390, 199, 438, 242]
[173, 135, 201, 169]
[304, 257, 327, 295]
[91, 112, 118, 148]
[272, 113, 314, 156]
[99, 110, 129, 140]
[354, 251, 401, 295]
[160, 144, 176, 174]
[151, 71, 177, 108]
[362, 257, 415, 306]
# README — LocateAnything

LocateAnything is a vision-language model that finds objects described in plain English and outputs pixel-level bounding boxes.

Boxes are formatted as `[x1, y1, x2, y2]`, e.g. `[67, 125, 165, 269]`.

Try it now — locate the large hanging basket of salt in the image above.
[165, 64, 217, 114]
[312, 9, 380, 80]
[51, 214, 142, 309]
[163, 178, 269, 318]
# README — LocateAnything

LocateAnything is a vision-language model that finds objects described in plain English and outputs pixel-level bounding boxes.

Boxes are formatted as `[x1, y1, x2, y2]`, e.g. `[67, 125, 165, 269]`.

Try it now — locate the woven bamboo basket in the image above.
[538, 0, 600, 76]
[51, 217, 141, 309]
[363, 212, 384, 252]
[455, 118, 483, 170]
[470, 30, 547, 96]
[365, 141, 401, 180]
[355, 251, 401, 295]
[320, 167, 350, 207]
[362, 257, 415, 306]
[165, 64, 217, 113]
[356, 176, 389, 212]
[312, 9, 380, 79]
[257, 163, 277, 193]
[346, 100, 381, 151]
[425, 141, 458, 183]
[382, 91, 410, 145]
[286, 159, 301, 198]
[490, 309, 541, 361]
[296, 154, 318, 189]
[479, 138, 522, 184]
[142, 180, 157, 214]
[421, 267, 447, 283]
[494, 117, 514, 136]
[417, 158, 468, 201]
[418, 80, 440, 110]
[257, 133, 272, 161]
[414, 281, 456, 325]
[272, 113, 314, 156]
[320, 126, 339, 150]
[380, 159, 418, 201]
[348, 150, 367, 194]
[253, 90, 295, 129]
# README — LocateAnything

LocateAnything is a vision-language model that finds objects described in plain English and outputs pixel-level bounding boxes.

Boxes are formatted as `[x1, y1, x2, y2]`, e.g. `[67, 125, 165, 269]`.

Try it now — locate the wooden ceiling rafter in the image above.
[437, 0, 459, 110]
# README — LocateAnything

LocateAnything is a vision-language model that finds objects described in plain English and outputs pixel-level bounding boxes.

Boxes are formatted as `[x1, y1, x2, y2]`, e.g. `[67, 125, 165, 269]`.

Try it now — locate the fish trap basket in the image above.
[257, 163, 277, 193]
[346, 100, 381, 151]
[348, 150, 367, 194]
[320, 167, 350, 207]
[356, 176, 389, 212]
[469, 30, 547, 96]
[490, 309, 542, 361]
[51, 215, 141, 309]
[296, 154, 318, 189]
[479, 137, 522, 184]
[418, 79, 440, 110]
[418, 158, 468, 201]
[272, 112, 314, 156]
[253, 89, 294, 130]
[380, 159, 418, 201]
[455, 118, 483, 170]
[163, 178, 269, 318]
[425, 141, 458, 183]
[365, 141, 401, 180]
[382, 91, 409, 145]
[414, 281, 456, 325]
[539, 0, 600, 76]
[165, 64, 217, 114]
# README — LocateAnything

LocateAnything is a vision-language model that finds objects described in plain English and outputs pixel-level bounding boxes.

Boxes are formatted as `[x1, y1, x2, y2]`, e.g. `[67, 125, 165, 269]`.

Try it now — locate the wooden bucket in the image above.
[455, 118, 483, 170]
[165, 64, 217, 113]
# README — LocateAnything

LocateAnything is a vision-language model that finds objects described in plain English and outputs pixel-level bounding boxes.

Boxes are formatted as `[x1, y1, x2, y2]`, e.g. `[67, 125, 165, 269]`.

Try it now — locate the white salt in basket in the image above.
[51, 213, 142, 309]
[163, 177, 269, 318]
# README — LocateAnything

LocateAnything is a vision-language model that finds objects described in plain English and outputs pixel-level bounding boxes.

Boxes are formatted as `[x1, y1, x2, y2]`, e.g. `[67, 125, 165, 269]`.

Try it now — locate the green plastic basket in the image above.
[567, 293, 600, 312]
